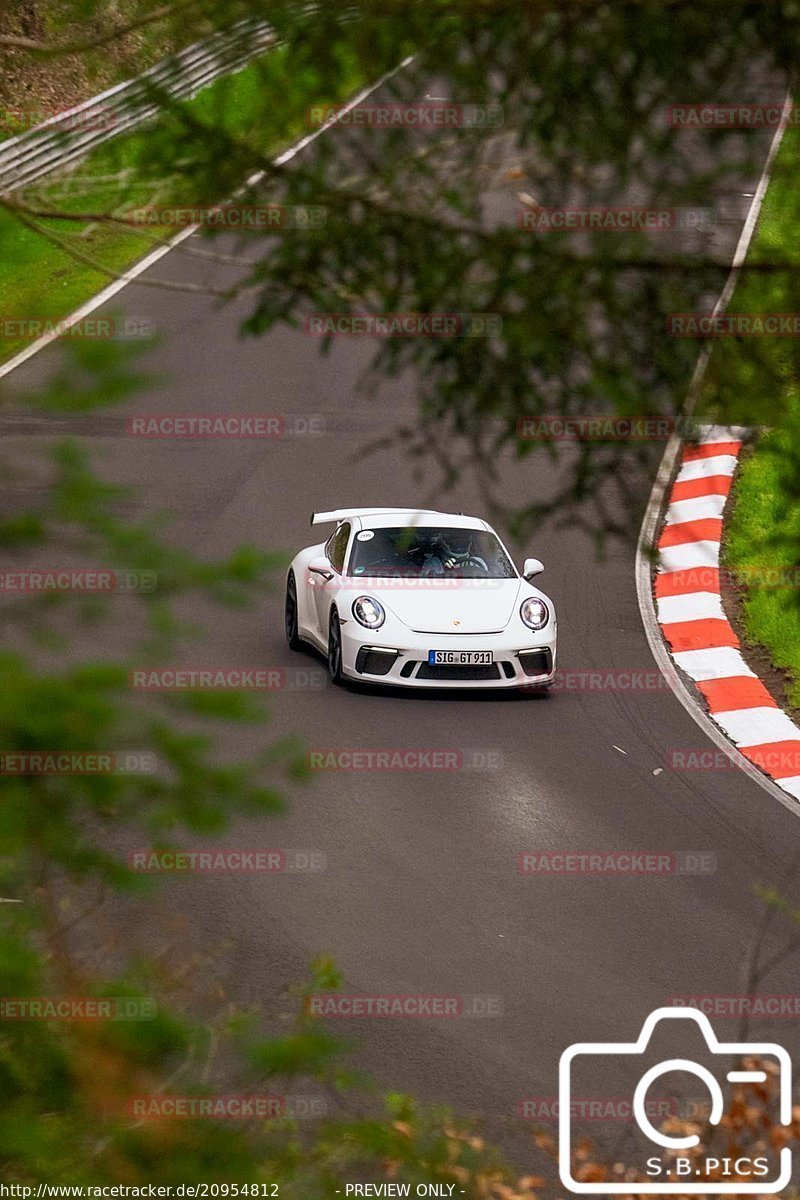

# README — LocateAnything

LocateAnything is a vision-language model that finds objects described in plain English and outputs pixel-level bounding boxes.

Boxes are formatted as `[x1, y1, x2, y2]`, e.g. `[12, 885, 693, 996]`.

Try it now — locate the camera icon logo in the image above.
[559, 1006, 792, 1194]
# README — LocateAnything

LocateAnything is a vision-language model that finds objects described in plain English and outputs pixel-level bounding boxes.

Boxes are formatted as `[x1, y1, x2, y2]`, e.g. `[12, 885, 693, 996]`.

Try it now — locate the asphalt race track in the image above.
[3, 69, 800, 1172]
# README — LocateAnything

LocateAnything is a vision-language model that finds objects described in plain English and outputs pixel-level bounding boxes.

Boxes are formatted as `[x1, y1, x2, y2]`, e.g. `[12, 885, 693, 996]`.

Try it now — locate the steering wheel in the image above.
[442, 554, 490, 574]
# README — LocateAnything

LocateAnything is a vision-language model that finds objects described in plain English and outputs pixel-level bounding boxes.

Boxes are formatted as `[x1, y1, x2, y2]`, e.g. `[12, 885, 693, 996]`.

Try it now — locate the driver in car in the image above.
[419, 531, 480, 576]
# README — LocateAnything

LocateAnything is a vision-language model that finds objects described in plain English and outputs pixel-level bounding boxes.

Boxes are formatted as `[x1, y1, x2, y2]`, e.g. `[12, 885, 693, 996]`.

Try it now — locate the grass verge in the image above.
[698, 121, 800, 703]
[723, 400, 800, 707]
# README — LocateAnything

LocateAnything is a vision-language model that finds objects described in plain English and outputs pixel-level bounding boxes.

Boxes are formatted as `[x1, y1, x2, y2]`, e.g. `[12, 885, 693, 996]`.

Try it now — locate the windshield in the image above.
[348, 526, 517, 579]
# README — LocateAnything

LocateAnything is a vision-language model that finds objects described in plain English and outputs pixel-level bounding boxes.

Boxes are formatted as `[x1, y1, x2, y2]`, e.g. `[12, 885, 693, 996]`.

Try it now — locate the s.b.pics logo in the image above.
[559, 1007, 792, 1194]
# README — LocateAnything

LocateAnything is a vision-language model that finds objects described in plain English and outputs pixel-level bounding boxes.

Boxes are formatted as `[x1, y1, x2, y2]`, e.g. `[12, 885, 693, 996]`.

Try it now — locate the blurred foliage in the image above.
[3, 1, 800, 540]
[2, 1, 800, 1192]
[0, 325, 552, 1198]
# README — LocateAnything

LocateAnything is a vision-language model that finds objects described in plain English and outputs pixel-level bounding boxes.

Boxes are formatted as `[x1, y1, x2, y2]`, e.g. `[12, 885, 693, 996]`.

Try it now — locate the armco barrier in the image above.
[0, 16, 281, 193]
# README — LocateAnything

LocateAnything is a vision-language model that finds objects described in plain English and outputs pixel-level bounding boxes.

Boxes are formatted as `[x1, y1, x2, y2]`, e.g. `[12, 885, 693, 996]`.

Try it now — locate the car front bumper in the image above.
[339, 623, 558, 689]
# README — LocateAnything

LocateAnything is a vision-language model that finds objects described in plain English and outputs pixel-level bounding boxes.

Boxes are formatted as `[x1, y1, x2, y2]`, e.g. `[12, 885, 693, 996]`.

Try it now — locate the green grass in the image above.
[697, 123, 800, 428]
[724, 398, 800, 706]
[702, 120, 800, 701]
[0, 44, 366, 362]
[738, 126, 800, 257]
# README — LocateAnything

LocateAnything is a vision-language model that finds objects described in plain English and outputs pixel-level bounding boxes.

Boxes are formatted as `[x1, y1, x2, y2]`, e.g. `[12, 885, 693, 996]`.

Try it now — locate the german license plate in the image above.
[427, 650, 493, 665]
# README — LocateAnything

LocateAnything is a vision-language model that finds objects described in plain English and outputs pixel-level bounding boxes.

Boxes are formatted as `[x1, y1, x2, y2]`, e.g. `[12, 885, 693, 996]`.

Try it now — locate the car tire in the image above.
[327, 607, 345, 685]
[285, 571, 302, 651]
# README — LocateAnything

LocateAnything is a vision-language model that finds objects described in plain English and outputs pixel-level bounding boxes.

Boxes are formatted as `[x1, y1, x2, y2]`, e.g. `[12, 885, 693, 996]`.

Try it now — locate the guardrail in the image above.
[0, 16, 278, 194]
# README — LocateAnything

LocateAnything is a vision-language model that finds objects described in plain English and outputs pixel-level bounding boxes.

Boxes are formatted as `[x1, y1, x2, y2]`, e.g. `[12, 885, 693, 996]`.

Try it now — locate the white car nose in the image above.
[384, 580, 521, 634]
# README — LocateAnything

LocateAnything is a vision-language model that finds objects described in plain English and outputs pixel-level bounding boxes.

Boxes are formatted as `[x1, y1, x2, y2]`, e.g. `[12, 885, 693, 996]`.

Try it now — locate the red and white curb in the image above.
[654, 425, 800, 801]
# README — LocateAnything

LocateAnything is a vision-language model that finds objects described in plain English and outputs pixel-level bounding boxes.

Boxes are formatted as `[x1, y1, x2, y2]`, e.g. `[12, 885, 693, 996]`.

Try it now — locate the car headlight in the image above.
[520, 597, 549, 630]
[352, 596, 386, 629]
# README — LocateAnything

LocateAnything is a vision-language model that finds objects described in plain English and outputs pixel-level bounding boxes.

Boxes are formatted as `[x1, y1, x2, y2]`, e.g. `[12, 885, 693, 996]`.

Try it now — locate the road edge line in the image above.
[635, 92, 799, 816]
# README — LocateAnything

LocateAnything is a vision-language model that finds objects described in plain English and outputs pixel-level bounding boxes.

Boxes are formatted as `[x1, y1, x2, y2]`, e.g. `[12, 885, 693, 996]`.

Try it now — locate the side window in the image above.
[326, 522, 351, 574]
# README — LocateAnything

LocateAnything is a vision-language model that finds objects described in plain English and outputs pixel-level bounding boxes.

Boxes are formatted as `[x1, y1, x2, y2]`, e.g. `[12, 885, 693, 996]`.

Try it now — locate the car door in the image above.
[312, 521, 351, 640]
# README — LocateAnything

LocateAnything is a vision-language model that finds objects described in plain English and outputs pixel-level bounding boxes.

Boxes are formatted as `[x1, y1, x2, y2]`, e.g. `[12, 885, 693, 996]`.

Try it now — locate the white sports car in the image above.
[284, 508, 557, 689]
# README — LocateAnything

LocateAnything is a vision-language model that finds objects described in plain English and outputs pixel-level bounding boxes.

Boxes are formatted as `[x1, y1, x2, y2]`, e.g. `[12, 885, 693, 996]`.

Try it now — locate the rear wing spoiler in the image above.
[310, 507, 444, 527]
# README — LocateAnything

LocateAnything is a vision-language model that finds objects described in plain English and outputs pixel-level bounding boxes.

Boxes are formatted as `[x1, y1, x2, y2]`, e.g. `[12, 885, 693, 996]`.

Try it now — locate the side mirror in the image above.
[308, 555, 334, 582]
[522, 557, 544, 580]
